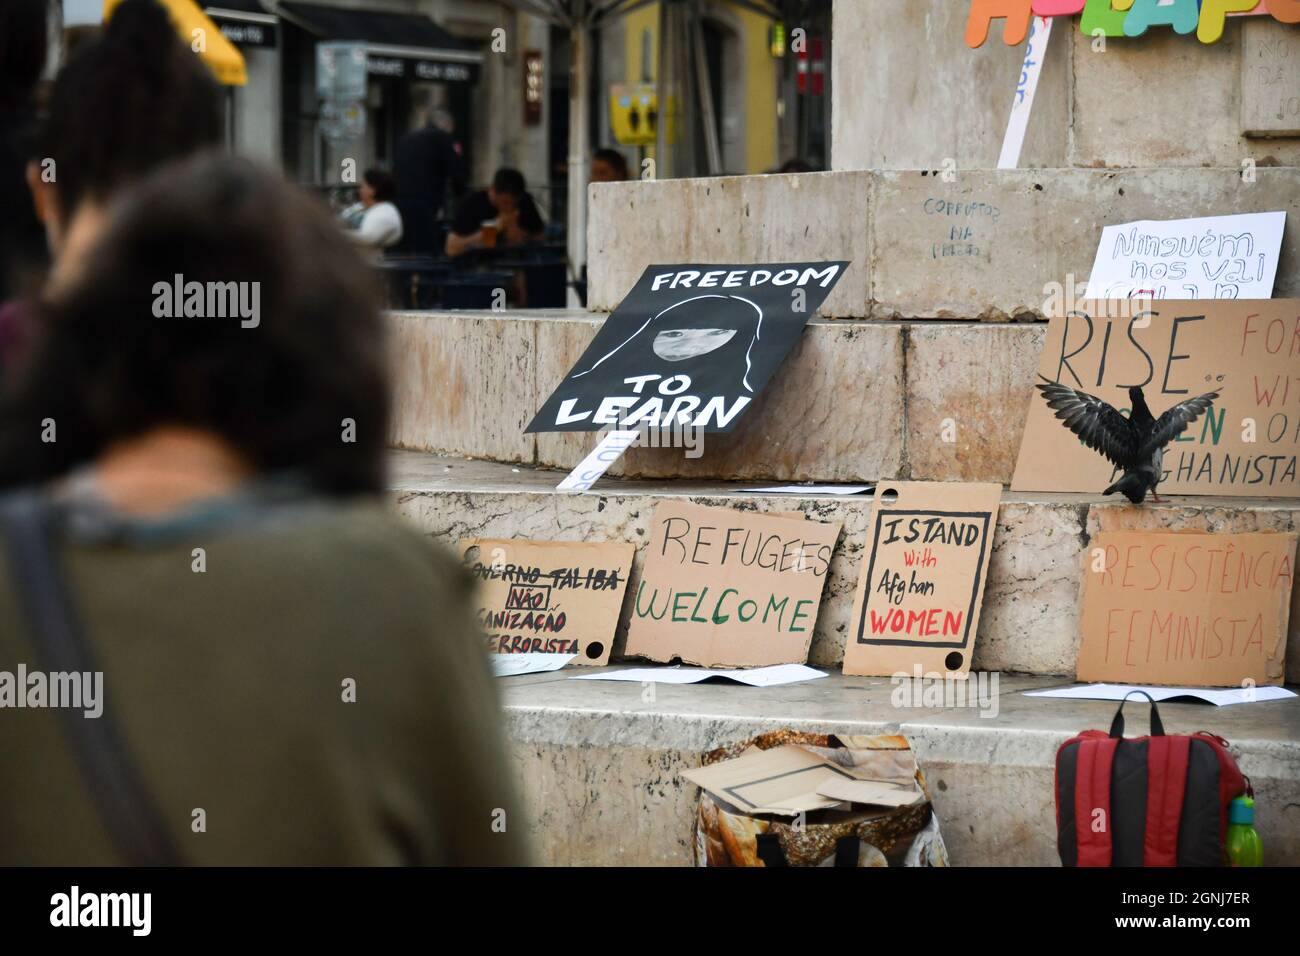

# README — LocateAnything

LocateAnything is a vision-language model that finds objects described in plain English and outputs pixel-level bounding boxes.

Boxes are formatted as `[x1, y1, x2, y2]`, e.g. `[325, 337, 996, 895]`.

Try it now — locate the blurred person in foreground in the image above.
[0, 0, 49, 377]
[444, 167, 544, 259]
[0, 154, 527, 865]
[340, 167, 403, 254]
[0, 0, 49, 307]
[4, 0, 222, 371]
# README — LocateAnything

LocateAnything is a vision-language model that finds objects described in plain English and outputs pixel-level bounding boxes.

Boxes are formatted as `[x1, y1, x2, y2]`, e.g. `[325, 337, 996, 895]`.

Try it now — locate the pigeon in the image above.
[1034, 377, 1219, 504]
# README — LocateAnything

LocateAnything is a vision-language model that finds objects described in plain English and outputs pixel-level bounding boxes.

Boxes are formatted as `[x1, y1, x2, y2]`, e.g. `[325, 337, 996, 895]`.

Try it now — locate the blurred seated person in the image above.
[777, 158, 816, 174]
[444, 168, 543, 259]
[591, 148, 629, 184]
[340, 167, 402, 253]
[570, 149, 631, 306]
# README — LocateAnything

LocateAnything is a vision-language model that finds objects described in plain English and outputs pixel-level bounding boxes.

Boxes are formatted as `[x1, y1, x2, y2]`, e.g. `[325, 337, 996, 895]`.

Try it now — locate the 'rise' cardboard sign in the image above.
[1077, 530, 1296, 687]
[527, 262, 848, 434]
[460, 539, 634, 666]
[843, 482, 1002, 679]
[624, 501, 842, 667]
[1012, 300, 1300, 498]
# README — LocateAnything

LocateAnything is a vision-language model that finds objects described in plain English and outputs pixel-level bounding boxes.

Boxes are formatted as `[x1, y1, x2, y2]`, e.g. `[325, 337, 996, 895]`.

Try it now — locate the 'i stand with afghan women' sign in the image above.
[843, 482, 1002, 679]
[526, 262, 848, 434]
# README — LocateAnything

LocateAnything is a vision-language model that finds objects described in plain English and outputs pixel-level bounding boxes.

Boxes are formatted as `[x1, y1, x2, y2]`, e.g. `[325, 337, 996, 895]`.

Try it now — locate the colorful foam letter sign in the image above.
[1201, 0, 1270, 42]
[1123, 0, 1201, 36]
[965, 0, 1034, 47]
[969, 0, 1298, 45]
[1269, 0, 1300, 22]
[1032, 0, 1086, 13]
[1080, 0, 1135, 37]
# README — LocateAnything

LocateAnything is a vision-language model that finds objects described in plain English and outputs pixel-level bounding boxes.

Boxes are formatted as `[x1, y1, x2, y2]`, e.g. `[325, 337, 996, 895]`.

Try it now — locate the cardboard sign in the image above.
[460, 539, 634, 666]
[680, 744, 923, 817]
[624, 502, 842, 667]
[1082, 211, 1285, 300]
[843, 482, 1002, 679]
[1077, 531, 1296, 686]
[526, 262, 848, 434]
[1011, 300, 1300, 497]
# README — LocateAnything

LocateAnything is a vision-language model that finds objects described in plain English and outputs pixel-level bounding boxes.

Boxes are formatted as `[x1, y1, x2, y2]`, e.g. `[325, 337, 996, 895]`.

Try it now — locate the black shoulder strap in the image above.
[1, 490, 182, 866]
[1109, 689, 1166, 739]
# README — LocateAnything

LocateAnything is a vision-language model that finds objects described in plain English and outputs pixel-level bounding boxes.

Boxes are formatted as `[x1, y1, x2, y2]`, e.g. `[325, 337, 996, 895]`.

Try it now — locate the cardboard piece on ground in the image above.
[624, 501, 842, 667]
[842, 482, 1002, 679]
[1077, 531, 1296, 687]
[1011, 299, 1300, 497]
[527, 262, 849, 434]
[680, 744, 920, 816]
[460, 538, 635, 666]
[1024, 682, 1298, 706]
[814, 776, 924, 809]
[1082, 212, 1285, 300]
[567, 663, 827, 687]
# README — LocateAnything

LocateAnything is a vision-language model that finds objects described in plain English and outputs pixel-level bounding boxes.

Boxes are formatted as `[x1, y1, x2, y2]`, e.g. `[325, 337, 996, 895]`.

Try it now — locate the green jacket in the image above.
[0, 491, 528, 865]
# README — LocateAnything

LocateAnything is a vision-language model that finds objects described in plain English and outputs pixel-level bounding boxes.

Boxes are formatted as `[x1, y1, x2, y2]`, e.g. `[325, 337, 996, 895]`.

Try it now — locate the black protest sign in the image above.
[526, 262, 849, 433]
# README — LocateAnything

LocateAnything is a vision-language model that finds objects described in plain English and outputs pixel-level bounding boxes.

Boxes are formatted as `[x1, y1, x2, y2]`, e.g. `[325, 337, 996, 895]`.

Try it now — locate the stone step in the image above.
[586, 167, 1300, 320]
[389, 311, 1041, 484]
[496, 668, 1300, 865]
[389, 450, 1300, 679]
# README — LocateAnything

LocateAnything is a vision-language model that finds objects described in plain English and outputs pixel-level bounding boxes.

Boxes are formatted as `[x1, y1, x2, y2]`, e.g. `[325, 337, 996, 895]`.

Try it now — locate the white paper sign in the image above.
[1083, 211, 1286, 300]
[556, 429, 640, 493]
[998, 16, 1053, 170]
[489, 653, 576, 677]
[1024, 682, 1297, 707]
[751, 485, 874, 496]
[569, 663, 827, 687]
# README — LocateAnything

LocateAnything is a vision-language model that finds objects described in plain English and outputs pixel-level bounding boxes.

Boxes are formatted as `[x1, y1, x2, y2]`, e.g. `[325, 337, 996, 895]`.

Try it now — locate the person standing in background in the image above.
[394, 95, 465, 255]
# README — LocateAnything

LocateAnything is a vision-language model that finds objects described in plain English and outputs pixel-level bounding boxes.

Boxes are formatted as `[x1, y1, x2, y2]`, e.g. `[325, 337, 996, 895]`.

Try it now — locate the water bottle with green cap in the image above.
[1226, 791, 1262, 867]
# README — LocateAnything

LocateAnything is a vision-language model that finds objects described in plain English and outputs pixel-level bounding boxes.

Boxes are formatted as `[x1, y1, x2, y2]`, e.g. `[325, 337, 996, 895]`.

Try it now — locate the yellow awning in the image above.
[103, 0, 247, 86]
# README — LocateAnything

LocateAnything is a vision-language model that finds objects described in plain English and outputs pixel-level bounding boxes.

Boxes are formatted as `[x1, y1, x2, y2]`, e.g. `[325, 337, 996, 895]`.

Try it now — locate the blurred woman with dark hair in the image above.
[0, 0, 50, 363]
[2, 0, 224, 372]
[27, 0, 223, 281]
[0, 155, 526, 865]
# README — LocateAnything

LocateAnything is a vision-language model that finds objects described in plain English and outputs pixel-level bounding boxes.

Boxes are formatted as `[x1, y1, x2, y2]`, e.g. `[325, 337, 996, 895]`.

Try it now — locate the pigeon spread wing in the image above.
[1141, 392, 1219, 455]
[1035, 379, 1139, 469]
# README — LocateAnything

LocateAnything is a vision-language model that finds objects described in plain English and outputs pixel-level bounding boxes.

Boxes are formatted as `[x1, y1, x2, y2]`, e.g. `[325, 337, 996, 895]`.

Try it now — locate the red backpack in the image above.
[1055, 692, 1247, 867]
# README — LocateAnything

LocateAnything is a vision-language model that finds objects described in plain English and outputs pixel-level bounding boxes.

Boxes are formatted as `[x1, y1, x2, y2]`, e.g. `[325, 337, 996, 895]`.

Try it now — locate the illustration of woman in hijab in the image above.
[572, 294, 765, 392]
